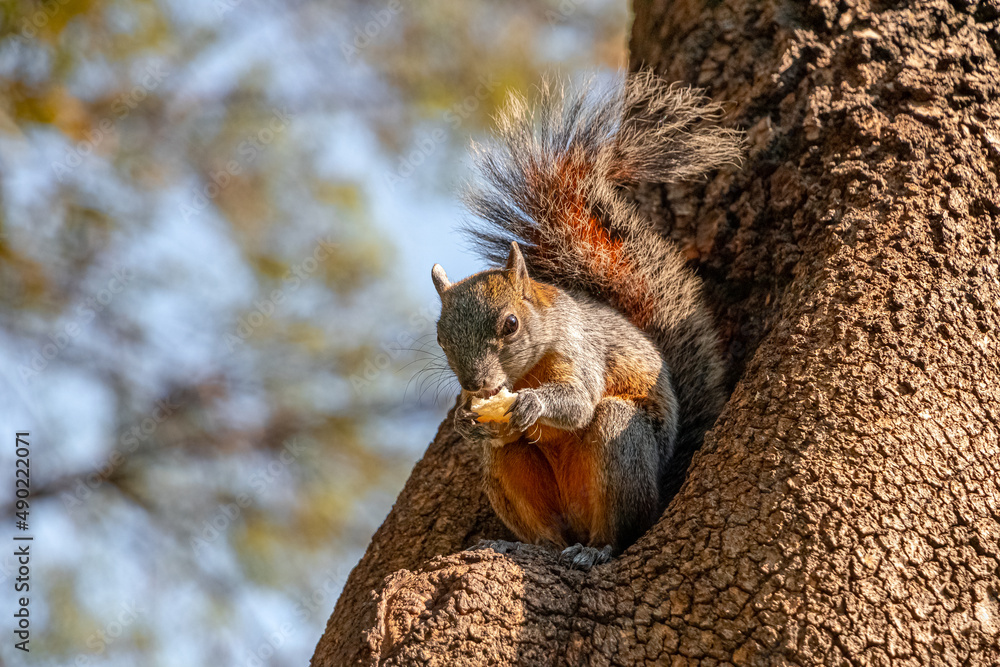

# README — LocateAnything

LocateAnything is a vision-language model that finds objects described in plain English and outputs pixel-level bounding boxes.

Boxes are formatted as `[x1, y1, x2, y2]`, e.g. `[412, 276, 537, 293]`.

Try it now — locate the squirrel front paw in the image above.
[505, 388, 544, 432]
[454, 405, 508, 445]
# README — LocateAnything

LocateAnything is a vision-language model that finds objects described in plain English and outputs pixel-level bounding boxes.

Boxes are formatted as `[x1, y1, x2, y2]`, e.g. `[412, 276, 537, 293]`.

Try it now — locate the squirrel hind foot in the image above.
[559, 543, 613, 570]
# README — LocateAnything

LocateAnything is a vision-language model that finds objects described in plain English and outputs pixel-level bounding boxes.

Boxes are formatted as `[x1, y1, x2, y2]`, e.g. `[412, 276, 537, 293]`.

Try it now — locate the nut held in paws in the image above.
[470, 388, 517, 423]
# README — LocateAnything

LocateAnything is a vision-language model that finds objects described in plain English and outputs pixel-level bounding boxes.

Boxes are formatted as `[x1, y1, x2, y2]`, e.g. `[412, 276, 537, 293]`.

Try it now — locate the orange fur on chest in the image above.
[492, 425, 604, 547]
[497, 351, 655, 547]
[512, 351, 573, 392]
[503, 352, 603, 544]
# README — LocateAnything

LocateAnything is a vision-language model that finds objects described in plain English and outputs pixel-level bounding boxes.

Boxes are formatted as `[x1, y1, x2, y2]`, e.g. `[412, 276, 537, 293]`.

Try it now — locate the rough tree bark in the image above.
[313, 0, 1000, 663]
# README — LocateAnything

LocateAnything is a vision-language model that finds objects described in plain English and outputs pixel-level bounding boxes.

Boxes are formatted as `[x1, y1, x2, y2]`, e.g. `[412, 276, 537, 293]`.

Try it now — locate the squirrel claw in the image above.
[559, 543, 613, 570]
[454, 406, 505, 445]
[505, 389, 544, 432]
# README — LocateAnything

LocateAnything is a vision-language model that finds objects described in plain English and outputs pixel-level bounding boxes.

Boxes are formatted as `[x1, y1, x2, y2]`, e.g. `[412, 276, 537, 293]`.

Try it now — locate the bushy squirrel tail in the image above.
[464, 71, 742, 494]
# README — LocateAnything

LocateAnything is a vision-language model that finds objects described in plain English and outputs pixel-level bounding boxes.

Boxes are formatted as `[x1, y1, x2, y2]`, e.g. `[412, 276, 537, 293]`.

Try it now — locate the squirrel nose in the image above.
[460, 379, 484, 394]
[464, 371, 505, 396]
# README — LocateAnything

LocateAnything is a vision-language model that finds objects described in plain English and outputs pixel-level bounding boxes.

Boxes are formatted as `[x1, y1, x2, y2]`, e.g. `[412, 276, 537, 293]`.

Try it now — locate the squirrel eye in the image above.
[502, 314, 519, 337]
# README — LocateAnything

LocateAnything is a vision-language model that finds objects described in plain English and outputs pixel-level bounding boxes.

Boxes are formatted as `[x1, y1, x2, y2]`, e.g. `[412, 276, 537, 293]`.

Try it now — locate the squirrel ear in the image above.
[431, 264, 451, 296]
[505, 242, 530, 294]
[505, 242, 532, 300]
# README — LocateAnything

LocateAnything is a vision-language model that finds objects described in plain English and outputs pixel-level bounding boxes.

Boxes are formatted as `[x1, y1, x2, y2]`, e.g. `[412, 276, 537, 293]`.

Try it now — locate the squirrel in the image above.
[431, 71, 743, 569]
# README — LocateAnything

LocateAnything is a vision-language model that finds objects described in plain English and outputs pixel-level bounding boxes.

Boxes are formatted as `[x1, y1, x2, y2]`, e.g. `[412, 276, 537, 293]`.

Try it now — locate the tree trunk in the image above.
[313, 0, 1000, 663]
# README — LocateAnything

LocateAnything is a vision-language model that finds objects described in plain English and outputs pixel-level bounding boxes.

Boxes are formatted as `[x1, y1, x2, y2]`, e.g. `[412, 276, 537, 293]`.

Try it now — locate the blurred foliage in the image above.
[0, 0, 625, 665]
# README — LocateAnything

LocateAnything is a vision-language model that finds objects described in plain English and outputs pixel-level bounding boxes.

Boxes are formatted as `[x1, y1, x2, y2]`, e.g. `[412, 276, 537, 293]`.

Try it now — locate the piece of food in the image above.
[470, 388, 517, 423]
